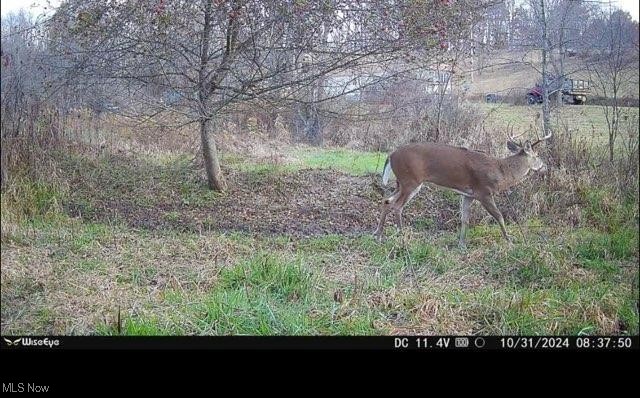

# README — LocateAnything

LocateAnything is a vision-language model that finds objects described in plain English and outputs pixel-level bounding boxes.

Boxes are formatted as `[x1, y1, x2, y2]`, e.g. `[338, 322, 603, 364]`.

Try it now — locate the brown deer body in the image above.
[374, 135, 550, 248]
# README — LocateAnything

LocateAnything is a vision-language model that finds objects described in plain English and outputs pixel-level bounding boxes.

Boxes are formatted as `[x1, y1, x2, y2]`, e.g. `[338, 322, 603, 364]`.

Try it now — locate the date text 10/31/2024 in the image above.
[393, 337, 636, 349]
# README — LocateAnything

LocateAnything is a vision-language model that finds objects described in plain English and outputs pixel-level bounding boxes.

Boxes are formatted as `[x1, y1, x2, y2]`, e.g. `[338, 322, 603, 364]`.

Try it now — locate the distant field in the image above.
[467, 52, 639, 100]
[477, 103, 639, 148]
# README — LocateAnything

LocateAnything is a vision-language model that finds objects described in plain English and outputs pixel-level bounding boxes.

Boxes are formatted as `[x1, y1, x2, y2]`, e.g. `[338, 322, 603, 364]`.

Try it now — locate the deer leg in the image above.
[394, 208, 403, 231]
[478, 195, 511, 243]
[374, 202, 392, 240]
[389, 192, 408, 234]
[393, 183, 421, 233]
[459, 195, 474, 249]
[374, 189, 400, 240]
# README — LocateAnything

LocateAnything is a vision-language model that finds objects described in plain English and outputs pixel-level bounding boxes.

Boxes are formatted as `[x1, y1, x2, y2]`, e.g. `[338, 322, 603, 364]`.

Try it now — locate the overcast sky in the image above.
[1, 0, 639, 21]
[1, 0, 60, 18]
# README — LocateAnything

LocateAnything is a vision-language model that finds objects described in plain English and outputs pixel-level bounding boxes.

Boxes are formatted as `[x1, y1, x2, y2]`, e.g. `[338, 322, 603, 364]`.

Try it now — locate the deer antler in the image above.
[531, 130, 552, 147]
[529, 112, 552, 147]
[507, 128, 525, 143]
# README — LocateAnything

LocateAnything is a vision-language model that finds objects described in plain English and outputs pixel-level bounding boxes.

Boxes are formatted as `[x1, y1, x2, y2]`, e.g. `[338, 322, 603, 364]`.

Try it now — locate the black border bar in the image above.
[1, 335, 638, 350]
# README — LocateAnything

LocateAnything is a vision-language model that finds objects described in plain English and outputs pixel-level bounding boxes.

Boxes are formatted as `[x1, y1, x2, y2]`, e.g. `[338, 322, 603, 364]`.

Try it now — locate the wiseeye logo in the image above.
[3, 337, 60, 348]
[3, 337, 22, 346]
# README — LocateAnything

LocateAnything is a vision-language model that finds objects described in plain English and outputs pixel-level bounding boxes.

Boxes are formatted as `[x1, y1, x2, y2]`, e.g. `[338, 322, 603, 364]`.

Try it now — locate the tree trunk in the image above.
[557, 53, 564, 107]
[609, 133, 615, 164]
[200, 117, 226, 192]
[609, 98, 619, 164]
[295, 102, 322, 146]
[540, 0, 553, 145]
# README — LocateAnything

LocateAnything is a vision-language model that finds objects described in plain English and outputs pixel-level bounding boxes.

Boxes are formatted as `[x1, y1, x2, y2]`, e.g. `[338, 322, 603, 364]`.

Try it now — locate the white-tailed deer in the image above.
[374, 132, 551, 248]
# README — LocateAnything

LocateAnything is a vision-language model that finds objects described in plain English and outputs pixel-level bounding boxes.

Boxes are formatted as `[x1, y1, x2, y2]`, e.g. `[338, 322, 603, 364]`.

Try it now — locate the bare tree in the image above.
[586, 7, 639, 163]
[1, 9, 82, 186]
[532, 0, 552, 140]
[47, 0, 489, 191]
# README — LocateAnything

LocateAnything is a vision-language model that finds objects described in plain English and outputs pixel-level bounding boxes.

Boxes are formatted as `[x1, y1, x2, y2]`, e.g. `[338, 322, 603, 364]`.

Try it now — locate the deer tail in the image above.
[382, 156, 392, 185]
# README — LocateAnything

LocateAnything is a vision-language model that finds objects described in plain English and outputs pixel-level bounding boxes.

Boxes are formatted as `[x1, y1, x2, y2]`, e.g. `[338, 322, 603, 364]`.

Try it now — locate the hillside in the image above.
[461, 50, 639, 100]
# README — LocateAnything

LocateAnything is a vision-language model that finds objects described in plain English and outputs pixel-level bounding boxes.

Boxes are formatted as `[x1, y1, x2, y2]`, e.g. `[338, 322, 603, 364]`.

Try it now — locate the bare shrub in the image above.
[319, 94, 487, 152]
[614, 113, 640, 200]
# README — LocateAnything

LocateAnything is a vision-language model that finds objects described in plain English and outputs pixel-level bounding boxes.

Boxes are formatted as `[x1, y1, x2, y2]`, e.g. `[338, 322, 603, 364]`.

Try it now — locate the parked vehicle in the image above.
[526, 75, 590, 105]
[485, 93, 501, 103]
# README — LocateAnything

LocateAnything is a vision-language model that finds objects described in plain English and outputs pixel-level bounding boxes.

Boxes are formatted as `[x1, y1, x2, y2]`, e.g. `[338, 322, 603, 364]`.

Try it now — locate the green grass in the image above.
[0, 176, 67, 226]
[581, 188, 638, 232]
[76, 258, 107, 273]
[223, 147, 386, 178]
[293, 147, 387, 176]
[223, 146, 386, 179]
[450, 280, 637, 335]
[221, 146, 384, 176]
[118, 317, 178, 335]
[297, 234, 345, 253]
[573, 228, 638, 280]
[97, 252, 379, 335]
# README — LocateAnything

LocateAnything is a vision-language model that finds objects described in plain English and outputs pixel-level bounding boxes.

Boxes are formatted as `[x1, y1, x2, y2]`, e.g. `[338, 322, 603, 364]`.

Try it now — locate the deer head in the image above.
[506, 129, 552, 173]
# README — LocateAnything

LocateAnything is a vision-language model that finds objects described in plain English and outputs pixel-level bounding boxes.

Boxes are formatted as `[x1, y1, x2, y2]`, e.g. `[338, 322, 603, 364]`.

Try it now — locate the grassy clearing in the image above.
[478, 103, 639, 148]
[292, 147, 388, 176]
[1, 144, 638, 336]
[222, 146, 386, 177]
[222, 153, 300, 175]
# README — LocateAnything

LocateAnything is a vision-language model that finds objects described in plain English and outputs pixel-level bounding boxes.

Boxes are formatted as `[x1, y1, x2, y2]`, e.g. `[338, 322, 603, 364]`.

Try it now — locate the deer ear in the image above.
[523, 141, 533, 154]
[507, 141, 521, 153]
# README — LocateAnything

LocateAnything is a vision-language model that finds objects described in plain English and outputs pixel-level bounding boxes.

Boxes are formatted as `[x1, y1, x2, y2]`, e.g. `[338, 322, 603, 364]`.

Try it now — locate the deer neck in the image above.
[498, 153, 532, 190]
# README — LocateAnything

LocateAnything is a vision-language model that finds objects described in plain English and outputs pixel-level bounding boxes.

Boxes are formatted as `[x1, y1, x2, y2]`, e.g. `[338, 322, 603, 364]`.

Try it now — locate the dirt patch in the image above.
[65, 167, 460, 237]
